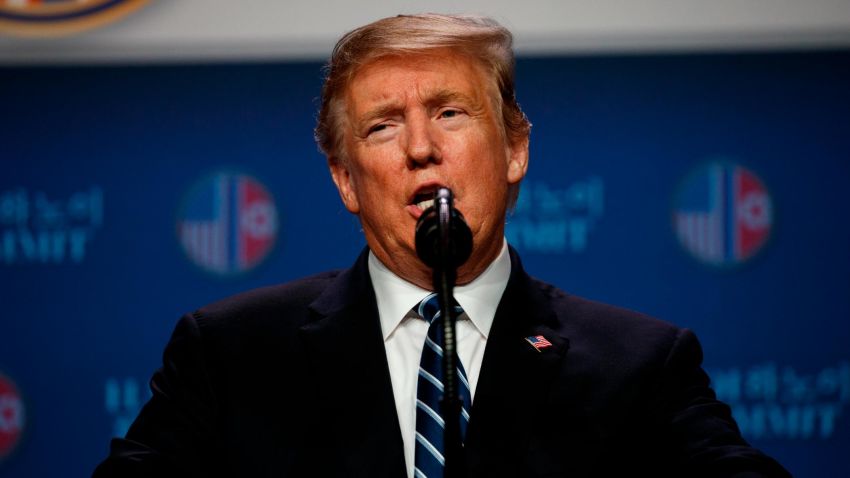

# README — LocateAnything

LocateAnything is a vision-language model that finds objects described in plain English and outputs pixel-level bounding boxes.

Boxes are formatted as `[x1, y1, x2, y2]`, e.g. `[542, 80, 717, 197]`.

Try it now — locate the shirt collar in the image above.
[369, 239, 511, 341]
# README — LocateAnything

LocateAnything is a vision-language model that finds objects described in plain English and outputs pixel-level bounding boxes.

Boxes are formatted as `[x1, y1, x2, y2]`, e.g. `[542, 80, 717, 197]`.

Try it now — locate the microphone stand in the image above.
[432, 189, 464, 478]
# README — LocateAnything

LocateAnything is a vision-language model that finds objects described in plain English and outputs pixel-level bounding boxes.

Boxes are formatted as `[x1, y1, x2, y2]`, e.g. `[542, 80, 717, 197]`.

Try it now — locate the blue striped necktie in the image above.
[413, 293, 472, 478]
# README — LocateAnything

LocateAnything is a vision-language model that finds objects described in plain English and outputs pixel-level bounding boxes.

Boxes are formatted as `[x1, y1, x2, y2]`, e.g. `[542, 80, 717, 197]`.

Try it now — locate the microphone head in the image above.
[415, 188, 473, 270]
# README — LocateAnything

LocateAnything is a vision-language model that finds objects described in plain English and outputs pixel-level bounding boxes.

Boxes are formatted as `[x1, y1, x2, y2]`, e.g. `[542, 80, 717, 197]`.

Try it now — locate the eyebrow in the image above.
[359, 101, 404, 126]
[425, 89, 479, 109]
[357, 89, 482, 125]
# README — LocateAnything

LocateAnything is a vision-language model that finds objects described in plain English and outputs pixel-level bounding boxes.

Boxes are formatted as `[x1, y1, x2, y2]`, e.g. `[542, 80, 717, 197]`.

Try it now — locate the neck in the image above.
[369, 237, 504, 291]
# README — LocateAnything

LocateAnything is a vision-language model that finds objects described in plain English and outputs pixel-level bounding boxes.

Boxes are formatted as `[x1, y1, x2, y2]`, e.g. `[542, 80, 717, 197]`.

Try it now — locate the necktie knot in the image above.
[416, 292, 464, 326]
[417, 293, 441, 324]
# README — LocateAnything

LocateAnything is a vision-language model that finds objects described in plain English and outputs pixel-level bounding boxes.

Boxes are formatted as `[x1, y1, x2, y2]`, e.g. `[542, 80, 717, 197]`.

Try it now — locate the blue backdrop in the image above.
[1, 51, 848, 477]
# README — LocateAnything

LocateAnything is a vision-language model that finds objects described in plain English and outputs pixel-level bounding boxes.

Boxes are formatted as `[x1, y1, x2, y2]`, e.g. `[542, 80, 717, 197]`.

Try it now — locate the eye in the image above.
[367, 123, 388, 135]
[439, 109, 461, 119]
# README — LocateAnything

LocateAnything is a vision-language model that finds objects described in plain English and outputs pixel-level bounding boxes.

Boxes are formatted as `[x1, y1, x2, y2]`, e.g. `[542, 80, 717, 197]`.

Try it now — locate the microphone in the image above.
[414, 186, 471, 478]
[415, 187, 472, 270]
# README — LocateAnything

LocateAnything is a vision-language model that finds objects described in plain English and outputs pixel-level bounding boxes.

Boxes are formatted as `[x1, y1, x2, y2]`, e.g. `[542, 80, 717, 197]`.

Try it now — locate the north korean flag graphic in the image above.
[734, 167, 772, 261]
[674, 161, 772, 266]
[0, 373, 24, 463]
[236, 176, 277, 271]
[178, 172, 278, 275]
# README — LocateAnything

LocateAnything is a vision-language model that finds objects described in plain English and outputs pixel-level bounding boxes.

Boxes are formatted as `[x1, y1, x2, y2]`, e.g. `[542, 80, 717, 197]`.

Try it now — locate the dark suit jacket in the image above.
[94, 248, 790, 478]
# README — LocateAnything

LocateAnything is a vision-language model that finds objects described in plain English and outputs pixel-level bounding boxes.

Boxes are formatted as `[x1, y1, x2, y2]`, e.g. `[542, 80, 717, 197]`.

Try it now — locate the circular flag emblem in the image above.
[673, 161, 773, 267]
[0, 373, 25, 464]
[177, 171, 278, 276]
[0, 0, 148, 37]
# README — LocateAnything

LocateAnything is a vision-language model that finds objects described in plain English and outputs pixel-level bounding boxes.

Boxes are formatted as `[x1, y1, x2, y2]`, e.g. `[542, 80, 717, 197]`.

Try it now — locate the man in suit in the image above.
[94, 14, 790, 478]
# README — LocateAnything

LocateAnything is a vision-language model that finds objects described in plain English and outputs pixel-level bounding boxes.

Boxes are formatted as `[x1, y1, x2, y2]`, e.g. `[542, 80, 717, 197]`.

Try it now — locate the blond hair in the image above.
[314, 13, 531, 163]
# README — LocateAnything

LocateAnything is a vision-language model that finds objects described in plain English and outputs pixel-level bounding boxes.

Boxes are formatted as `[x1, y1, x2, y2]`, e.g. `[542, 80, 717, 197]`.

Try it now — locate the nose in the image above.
[404, 111, 441, 169]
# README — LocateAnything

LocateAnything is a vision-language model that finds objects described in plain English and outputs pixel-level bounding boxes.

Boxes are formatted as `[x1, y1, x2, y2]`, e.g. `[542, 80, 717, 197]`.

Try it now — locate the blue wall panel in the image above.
[0, 51, 848, 476]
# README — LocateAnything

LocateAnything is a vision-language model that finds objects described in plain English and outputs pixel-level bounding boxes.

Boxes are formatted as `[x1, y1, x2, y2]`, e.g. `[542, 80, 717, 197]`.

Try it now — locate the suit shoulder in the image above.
[191, 269, 343, 329]
[530, 276, 686, 358]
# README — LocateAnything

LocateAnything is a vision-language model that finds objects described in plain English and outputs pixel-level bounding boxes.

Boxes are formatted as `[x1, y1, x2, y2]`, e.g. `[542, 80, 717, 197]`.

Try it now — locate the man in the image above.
[94, 14, 790, 478]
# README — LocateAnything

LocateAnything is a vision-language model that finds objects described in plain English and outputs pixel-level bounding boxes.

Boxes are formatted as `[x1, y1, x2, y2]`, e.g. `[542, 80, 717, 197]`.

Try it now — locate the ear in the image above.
[506, 136, 529, 185]
[328, 157, 360, 214]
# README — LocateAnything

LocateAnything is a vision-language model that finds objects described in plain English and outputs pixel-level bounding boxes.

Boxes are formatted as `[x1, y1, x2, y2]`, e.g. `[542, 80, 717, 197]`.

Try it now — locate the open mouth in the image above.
[408, 184, 445, 211]
[413, 193, 436, 211]
[407, 182, 451, 218]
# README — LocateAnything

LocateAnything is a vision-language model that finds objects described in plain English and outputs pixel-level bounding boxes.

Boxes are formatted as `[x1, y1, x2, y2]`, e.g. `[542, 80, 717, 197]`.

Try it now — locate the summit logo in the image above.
[673, 161, 772, 267]
[177, 171, 278, 276]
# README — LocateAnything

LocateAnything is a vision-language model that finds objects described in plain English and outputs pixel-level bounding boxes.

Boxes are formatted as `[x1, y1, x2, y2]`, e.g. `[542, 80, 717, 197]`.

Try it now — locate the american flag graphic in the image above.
[177, 172, 277, 275]
[525, 335, 553, 352]
[674, 162, 772, 266]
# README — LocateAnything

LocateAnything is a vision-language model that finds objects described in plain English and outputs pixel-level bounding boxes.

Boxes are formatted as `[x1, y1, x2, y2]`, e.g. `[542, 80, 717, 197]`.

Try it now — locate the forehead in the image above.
[343, 50, 495, 114]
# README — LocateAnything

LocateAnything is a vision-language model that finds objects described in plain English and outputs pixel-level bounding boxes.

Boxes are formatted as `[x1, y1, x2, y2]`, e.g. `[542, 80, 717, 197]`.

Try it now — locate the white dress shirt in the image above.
[368, 240, 511, 478]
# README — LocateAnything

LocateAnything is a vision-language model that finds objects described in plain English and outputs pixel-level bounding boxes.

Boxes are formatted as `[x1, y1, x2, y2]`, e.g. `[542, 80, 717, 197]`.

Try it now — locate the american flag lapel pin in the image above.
[525, 335, 553, 352]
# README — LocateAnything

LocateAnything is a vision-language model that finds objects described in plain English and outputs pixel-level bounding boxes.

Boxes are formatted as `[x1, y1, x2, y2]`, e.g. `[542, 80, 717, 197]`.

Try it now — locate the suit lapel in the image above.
[295, 247, 569, 476]
[465, 248, 570, 477]
[299, 250, 406, 478]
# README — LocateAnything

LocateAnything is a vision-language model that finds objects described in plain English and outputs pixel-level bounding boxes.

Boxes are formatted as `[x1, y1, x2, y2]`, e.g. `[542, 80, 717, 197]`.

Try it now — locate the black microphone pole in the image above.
[435, 189, 463, 478]
[415, 187, 472, 478]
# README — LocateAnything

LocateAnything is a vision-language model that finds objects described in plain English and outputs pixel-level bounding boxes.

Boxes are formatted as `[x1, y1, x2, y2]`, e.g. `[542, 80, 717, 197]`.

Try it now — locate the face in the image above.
[329, 49, 528, 288]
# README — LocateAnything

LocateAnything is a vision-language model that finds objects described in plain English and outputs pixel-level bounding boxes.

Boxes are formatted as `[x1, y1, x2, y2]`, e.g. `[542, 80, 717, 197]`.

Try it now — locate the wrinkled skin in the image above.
[329, 49, 529, 289]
